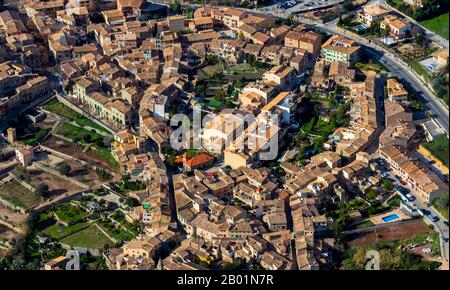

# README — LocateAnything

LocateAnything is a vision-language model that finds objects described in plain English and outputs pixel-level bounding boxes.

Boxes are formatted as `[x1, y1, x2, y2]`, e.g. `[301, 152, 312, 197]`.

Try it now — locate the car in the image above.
[428, 214, 439, 222]
[443, 221, 448, 227]
[400, 180, 407, 185]
[405, 193, 415, 201]
[396, 186, 409, 194]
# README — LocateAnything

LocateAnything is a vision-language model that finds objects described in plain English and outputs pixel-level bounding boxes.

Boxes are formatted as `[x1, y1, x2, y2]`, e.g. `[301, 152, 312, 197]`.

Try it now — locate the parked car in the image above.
[405, 193, 415, 201]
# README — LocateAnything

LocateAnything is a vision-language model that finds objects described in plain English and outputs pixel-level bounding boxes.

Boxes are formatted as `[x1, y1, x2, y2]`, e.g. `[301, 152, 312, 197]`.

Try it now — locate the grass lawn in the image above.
[87, 145, 119, 170]
[17, 127, 50, 146]
[55, 122, 103, 144]
[60, 225, 112, 249]
[0, 180, 41, 208]
[43, 99, 110, 134]
[423, 134, 449, 168]
[302, 116, 336, 137]
[420, 13, 449, 40]
[208, 99, 223, 108]
[41, 222, 91, 240]
[356, 220, 375, 229]
[408, 59, 432, 82]
[54, 204, 90, 224]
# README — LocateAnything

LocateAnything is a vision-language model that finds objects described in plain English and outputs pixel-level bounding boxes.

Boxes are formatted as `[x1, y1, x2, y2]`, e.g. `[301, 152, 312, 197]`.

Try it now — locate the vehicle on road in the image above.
[405, 193, 415, 201]
[428, 214, 439, 222]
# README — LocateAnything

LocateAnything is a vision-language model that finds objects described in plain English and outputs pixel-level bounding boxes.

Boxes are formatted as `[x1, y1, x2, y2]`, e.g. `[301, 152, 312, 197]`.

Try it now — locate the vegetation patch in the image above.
[420, 13, 449, 40]
[43, 99, 110, 134]
[423, 134, 449, 168]
[60, 225, 112, 249]
[0, 180, 41, 208]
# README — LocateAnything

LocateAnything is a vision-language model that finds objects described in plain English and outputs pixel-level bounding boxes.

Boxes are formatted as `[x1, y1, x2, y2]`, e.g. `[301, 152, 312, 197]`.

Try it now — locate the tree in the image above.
[381, 178, 393, 191]
[125, 197, 140, 207]
[57, 163, 71, 175]
[36, 184, 49, 197]
[414, 32, 426, 47]
[171, 0, 181, 14]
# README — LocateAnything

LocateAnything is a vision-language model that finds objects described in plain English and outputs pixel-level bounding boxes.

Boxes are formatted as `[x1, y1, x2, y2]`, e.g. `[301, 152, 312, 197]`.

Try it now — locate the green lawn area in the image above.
[356, 220, 375, 229]
[408, 59, 432, 82]
[43, 99, 110, 134]
[208, 99, 223, 108]
[54, 204, 90, 224]
[86, 146, 119, 170]
[17, 127, 50, 146]
[41, 222, 91, 240]
[302, 116, 336, 137]
[55, 122, 103, 144]
[60, 225, 112, 249]
[341, 230, 441, 269]
[420, 13, 449, 40]
[0, 180, 41, 208]
[423, 134, 449, 168]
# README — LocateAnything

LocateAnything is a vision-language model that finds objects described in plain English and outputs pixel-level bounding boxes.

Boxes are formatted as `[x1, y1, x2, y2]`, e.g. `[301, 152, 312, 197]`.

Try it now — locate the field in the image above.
[344, 220, 430, 247]
[18, 168, 83, 197]
[420, 13, 449, 40]
[41, 222, 91, 240]
[54, 122, 104, 144]
[423, 134, 449, 168]
[54, 203, 90, 224]
[0, 180, 41, 208]
[43, 98, 110, 134]
[42, 135, 118, 172]
[60, 225, 113, 249]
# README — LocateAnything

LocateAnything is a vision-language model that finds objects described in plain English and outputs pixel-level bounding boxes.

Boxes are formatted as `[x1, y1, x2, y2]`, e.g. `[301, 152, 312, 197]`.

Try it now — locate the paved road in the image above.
[377, 164, 449, 260]
[250, 4, 449, 136]
[380, 0, 449, 50]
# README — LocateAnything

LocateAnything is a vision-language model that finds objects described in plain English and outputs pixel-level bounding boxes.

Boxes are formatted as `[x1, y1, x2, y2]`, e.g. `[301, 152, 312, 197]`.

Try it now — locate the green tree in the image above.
[57, 163, 71, 175]
[35, 184, 49, 197]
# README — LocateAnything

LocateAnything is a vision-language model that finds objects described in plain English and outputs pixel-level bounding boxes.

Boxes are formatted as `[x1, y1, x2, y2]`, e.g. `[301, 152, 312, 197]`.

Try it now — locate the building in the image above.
[15, 146, 34, 167]
[379, 145, 448, 203]
[262, 65, 296, 90]
[386, 78, 408, 103]
[284, 30, 322, 56]
[321, 35, 360, 65]
[380, 15, 412, 39]
[357, 4, 390, 27]
[222, 8, 246, 30]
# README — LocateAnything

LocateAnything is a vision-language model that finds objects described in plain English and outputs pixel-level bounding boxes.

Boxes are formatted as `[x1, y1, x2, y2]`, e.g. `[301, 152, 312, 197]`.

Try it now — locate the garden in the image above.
[42, 98, 110, 134]
[0, 180, 41, 208]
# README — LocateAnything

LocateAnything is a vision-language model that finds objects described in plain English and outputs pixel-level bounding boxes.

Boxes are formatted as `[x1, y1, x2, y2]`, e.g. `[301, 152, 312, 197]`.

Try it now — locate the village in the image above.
[0, 0, 448, 270]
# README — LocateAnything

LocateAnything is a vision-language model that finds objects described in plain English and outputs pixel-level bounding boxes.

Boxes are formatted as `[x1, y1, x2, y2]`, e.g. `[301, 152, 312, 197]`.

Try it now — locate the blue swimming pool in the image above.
[382, 214, 400, 223]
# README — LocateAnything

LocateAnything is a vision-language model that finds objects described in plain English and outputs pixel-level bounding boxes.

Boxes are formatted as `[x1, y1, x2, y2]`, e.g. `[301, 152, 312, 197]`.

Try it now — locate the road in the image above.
[258, 0, 344, 15]
[376, 163, 449, 260]
[255, 2, 449, 260]
[380, 0, 449, 50]
[250, 4, 449, 136]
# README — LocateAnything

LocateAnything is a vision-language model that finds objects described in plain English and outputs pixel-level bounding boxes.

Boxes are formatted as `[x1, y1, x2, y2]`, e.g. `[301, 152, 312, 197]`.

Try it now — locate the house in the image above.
[357, 4, 390, 27]
[15, 146, 33, 167]
[175, 152, 215, 172]
[285, 30, 322, 56]
[321, 35, 360, 65]
[379, 145, 448, 203]
[380, 15, 412, 39]
[222, 8, 246, 30]
[262, 65, 296, 90]
[44, 256, 71, 270]
[386, 78, 408, 103]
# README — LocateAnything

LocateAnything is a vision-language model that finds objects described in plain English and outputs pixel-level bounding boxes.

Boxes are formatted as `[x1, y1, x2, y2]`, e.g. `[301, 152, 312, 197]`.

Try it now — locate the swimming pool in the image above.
[381, 214, 400, 223]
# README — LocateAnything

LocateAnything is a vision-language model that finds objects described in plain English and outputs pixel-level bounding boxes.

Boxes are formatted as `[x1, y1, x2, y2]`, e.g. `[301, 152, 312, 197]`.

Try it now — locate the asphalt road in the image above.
[251, 4, 450, 136]
[376, 163, 449, 261]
